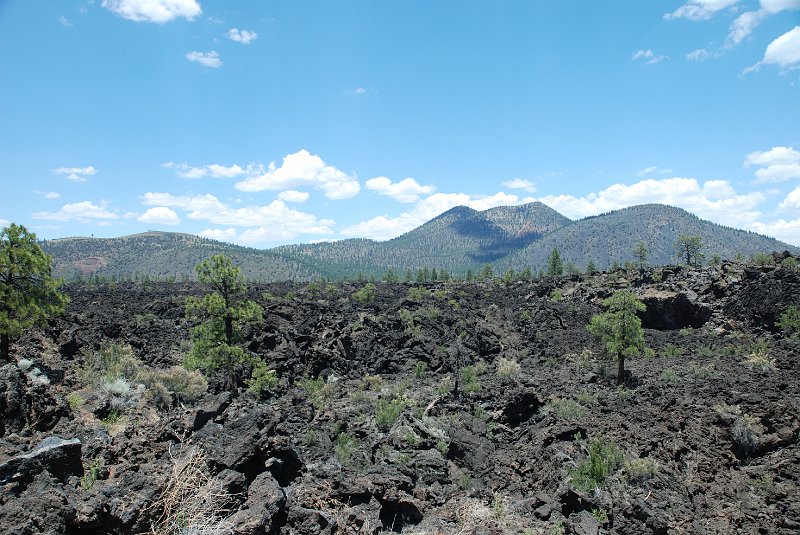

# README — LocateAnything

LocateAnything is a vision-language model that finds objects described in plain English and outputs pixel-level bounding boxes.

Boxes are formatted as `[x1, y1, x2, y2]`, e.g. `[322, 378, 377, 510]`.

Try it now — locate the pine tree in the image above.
[0, 224, 69, 361]
[587, 291, 648, 386]
[632, 240, 649, 270]
[547, 248, 563, 277]
[675, 235, 704, 267]
[382, 267, 398, 283]
[184, 254, 265, 392]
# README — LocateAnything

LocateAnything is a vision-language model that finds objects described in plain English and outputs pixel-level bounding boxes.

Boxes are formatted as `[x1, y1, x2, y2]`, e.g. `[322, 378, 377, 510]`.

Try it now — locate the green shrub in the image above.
[777, 305, 800, 338]
[375, 398, 405, 431]
[781, 256, 799, 271]
[247, 362, 278, 397]
[80, 460, 103, 490]
[570, 437, 624, 491]
[67, 392, 84, 411]
[407, 286, 430, 302]
[546, 398, 586, 420]
[300, 377, 331, 410]
[334, 432, 359, 464]
[460, 364, 481, 392]
[82, 343, 139, 384]
[750, 252, 772, 266]
[134, 312, 158, 328]
[413, 361, 428, 378]
[663, 343, 682, 358]
[351, 283, 376, 304]
[696, 344, 714, 359]
[688, 361, 714, 380]
[661, 370, 678, 383]
[549, 289, 563, 302]
[591, 509, 609, 524]
[101, 410, 123, 428]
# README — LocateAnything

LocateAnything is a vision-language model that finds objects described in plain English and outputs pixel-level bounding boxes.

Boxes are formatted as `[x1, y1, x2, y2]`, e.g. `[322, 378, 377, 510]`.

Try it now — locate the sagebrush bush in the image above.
[732, 415, 758, 457]
[744, 339, 776, 371]
[625, 457, 659, 484]
[546, 398, 586, 420]
[83, 343, 206, 411]
[496, 357, 521, 378]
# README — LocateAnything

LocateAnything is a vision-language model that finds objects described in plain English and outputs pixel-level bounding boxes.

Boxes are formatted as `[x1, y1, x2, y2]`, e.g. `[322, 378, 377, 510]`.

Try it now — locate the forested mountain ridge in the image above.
[42, 231, 319, 282]
[40, 203, 799, 281]
[496, 204, 798, 273]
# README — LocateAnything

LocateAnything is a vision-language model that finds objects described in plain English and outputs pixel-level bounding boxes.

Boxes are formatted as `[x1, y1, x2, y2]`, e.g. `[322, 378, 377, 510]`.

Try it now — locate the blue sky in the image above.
[1, 0, 800, 246]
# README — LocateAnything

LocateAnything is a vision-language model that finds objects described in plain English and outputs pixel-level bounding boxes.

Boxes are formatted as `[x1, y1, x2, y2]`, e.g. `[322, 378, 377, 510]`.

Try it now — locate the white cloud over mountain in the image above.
[235, 150, 359, 200]
[365, 177, 435, 203]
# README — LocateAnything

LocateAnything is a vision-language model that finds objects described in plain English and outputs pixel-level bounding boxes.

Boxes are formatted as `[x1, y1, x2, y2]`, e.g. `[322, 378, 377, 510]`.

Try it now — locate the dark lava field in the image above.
[1, 260, 799, 534]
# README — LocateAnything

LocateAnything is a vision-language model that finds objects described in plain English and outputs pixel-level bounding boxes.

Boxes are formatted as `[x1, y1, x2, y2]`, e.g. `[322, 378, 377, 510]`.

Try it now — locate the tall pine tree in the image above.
[0, 224, 68, 361]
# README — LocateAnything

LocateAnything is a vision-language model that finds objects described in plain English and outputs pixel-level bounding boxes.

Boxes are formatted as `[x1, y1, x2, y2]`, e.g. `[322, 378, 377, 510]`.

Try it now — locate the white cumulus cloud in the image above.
[665, 0, 740, 21]
[199, 228, 237, 241]
[226, 28, 257, 44]
[141, 192, 335, 241]
[138, 206, 180, 225]
[277, 190, 310, 203]
[365, 176, 436, 203]
[750, 217, 800, 245]
[502, 178, 537, 193]
[341, 191, 520, 241]
[745, 146, 800, 183]
[186, 50, 221, 68]
[745, 26, 800, 73]
[535, 177, 765, 229]
[778, 185, 800, 210]
[102, 0, 201, 23]
[53, 165, 97, 182]
[32, 201, 118, 223]
[235, 149, 360, 200]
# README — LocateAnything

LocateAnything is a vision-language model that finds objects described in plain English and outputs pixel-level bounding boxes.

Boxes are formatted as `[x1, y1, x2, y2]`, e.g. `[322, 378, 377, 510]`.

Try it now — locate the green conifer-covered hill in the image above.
[496, 204, 797, 273]
[42, 231, 319, 282]
[40, 203, 799, 281]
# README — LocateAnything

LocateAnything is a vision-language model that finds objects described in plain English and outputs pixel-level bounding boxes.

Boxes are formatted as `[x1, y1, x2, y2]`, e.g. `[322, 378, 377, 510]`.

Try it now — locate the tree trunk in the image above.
[617, 352, 625, 386]
[0, 333, 9, 361]
[225, 314, 233, 346]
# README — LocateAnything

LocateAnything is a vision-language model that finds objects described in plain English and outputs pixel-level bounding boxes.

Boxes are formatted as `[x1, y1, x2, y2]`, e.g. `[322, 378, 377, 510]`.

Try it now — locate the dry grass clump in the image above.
[149, 446, 236, 535]
[495, 357, 522, 378]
